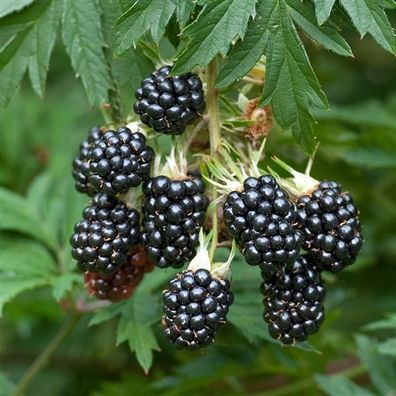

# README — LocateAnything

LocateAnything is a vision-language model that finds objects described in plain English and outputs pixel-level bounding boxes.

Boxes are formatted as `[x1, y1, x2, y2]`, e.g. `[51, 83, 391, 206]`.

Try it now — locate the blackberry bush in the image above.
[273, 159, 363, 273]
[261, 255, 326, 345]
[134, 65, 205, 135]
[85, 126, 154, 195]
[70, 194, 140, 274]
[84, 245, 154, 302]
[72, 126, 102, 196]
[142, 151, 209, 268]
[162, 237, 234, 350]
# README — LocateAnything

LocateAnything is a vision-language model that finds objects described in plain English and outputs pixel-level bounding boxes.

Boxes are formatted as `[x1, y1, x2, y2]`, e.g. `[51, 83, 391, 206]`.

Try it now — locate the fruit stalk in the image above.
[206, 57, 221, 259]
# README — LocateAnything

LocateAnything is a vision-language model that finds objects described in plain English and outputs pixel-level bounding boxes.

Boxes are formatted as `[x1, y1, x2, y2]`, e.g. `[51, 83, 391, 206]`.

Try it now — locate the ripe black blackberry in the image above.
[142, 175, 209, 268]
[223, 175, 302, 275]
[296, 181, 362, 272]
[273, 159, 363, 273]
[70, 194, 140, 274]
[84, 245, 154, 302]
[85, 126, 154, 195]
[134, 65, 205, 135]
[162, 268, 234, 350]
[72, 126, 102, 196]
[261, 255, 326, 345]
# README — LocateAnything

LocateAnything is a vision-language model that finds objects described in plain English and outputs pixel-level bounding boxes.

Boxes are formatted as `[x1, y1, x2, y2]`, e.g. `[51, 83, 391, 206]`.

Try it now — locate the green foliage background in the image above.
[0, 1, 396, 395]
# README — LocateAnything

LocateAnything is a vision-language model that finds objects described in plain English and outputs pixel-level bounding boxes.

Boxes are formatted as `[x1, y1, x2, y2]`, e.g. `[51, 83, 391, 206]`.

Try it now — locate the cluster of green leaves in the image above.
[1, 0, 395, 152]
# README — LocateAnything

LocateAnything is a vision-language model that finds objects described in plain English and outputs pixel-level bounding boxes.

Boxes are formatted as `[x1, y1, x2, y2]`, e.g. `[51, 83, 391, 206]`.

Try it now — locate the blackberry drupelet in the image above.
[71, 194, 140, 274]
[162, 269, 234, 350]
[223, 175, 302, 275]
[72, 126, 102, 196]
[134, 65, 205, 135]
[296, 181, 363, 273]
[84, 245, 154, 302]
[86, 126, 154, 195]
[261, 255, 326, 345]
[142, 176, 209, 268]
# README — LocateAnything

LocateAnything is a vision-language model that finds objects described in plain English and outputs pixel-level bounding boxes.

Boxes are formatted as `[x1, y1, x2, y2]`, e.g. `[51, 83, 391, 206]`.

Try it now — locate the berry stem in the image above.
[11, 311, 80, 396]
[207, 57, 221, 261]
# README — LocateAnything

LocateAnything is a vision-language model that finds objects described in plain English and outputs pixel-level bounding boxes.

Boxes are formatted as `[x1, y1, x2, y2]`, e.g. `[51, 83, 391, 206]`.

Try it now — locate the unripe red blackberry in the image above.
[134, 65, 205, 135]
[142, 175, 209, 268]
[295, 181, 363, 273]
[72, 126, 102, 196]
[84, 245, 154, 302]
[85, 126, 154, 195]
[223, 175, 302, 275]
[162, 268, 234, 350]
[261, 255, 326, 345]
[70, 194, 140, 274]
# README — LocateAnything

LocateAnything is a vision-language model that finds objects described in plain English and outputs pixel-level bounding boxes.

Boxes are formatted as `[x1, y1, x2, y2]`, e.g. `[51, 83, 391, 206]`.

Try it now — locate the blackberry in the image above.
[134, 65, 205, 135]
[142, 176, 209, 268]
[85, 126, 154, 195]
[84, 245, 154, 302]
[223, 175, 302, 274]
[261, 255, 326, 345]
[295, 181, 363, 273]
[70, 194, 140, 274]
[72, 126, 102, 195]
[162, 269, 234, 350]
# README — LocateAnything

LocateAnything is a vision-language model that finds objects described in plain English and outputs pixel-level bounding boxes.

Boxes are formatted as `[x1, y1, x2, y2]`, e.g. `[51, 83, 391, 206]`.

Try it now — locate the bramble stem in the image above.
[12, 312, 80, 396]
[207, 57, 221, 261]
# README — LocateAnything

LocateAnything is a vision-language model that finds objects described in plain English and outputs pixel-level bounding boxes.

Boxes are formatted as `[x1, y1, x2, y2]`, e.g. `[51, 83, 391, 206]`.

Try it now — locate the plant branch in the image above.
[12, 312, 80, 396]
[207, 57, 221, 261]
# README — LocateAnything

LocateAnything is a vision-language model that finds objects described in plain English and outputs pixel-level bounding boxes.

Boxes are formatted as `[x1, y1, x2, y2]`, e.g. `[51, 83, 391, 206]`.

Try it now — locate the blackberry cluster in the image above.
[162, 269, 234, 350]
[142, 176, 208, 268]
[72, 126, 102, 196]
[85, 127, 154, 195]
[134, 66, 205, 135]
[296, 181, 363, 273]
[223, 175, 302, 274]
[70, 194, 140, 274]
[84, 245, 154, 302]
[261, 255, 326, 344]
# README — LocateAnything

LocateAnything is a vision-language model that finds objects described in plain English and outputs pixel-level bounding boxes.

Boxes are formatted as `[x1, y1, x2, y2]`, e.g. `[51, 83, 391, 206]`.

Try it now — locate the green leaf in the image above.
[363, 313, 396, 331]
[0, 0, 61, 104]
[315, 374, 375, 396]
[355, 334, 396, 395]
[339, 0, 396, 53]
[176, 0, 194, 27]
[377, 338, 396, 357]
[172, 0, 257, 74]
[114, 0, 176, 56]
[28, 0, 61, 97]
[0, 233, 56, 276]
[89, 302, 126, 326]
[62, 0, 112, 105]
[51, 273, 82, 301]
[287, 0, 353, 57]
[0, 372, 15, 396]
[0, 187, 56, 248]
[0, 273, 48, 315]
[0, 0, 34, 18]
[259, 0, 328, 153]
[314, 0, 336, 25]
[116, 289, 160, 373]
[339, 148, 396, 169]
[216, 2, 269, 89]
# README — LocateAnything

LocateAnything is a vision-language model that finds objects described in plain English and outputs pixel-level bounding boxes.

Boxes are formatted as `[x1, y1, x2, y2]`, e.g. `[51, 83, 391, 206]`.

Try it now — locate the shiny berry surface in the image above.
[134, 66, 205, 135]
[296, 181, 363, 272]
[142, 176, 208, 269]
[261, 255, 326, 345]
[71, 194, 140, 274]
[162, 269, 233, 350]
